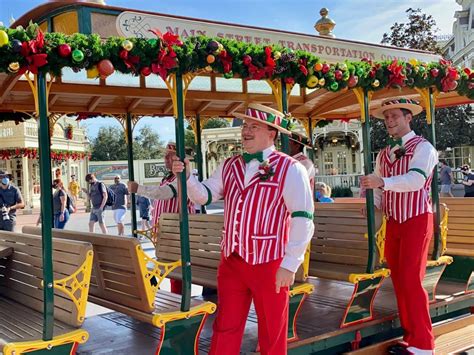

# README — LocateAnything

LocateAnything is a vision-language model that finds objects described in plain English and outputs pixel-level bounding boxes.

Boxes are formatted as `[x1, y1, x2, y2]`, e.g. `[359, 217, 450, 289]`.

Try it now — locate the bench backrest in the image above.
[157, 213, 222, 269]
[0, 231, 92, 327]
[310, 203, 383, 270]
[440, 197, 474, 256]
[23, 226, 153, 313]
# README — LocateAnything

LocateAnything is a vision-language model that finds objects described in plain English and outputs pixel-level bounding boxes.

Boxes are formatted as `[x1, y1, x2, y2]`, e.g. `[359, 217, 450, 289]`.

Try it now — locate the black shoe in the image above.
[387, 344, 413, 355]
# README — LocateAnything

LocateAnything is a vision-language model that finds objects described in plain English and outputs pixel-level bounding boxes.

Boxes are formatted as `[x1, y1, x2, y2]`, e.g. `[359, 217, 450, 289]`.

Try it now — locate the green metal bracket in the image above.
[126, 113, 138, 238]
[423, 263, 449, 302]
[280, 79, 290, 154]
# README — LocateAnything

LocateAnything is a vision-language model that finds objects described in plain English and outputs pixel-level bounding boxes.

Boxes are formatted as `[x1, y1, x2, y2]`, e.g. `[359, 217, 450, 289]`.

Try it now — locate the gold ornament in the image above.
[318, 78, 326, 86]
[372, 79, 380, 87]
[8, 62, 19, 73]
[0, 30, 9, 47]
[122, 40, 133, 51]
[86, 66, 99, 79]
[274, 51, 281, 60]
[205, 65, 213, 72]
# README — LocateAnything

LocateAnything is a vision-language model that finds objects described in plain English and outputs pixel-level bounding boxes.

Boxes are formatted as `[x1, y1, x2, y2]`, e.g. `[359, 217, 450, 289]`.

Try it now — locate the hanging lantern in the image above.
[97, 59, 115, 78]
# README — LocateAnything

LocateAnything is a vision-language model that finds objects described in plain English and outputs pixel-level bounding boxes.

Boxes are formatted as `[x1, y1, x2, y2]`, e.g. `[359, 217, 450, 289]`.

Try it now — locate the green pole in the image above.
[175, 74, 191, 311]
[308, 116, 315, 162]
[280, 79, 290, 154]
[37, 73, 54, 340]
[427, 88, 441, 260]
[195, 114, 206, 213]
[126, 113, 138, 238]
[361, 90, 376, 274]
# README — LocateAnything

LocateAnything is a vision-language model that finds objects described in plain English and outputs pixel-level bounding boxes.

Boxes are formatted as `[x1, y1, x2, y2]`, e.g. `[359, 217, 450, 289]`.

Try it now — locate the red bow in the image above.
[219, 50, 233, 73]
[119, 49, 140, 71]
[387, 60, 406, 88]
[148, 30, 183, 80]
[18, 30, 48, 75]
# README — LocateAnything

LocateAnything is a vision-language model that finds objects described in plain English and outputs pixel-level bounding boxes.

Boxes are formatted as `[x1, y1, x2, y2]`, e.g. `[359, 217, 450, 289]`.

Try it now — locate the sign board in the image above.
[117, 11, 440, 63]
[144, 162, 167, 179]
[88, 163, 129, 181]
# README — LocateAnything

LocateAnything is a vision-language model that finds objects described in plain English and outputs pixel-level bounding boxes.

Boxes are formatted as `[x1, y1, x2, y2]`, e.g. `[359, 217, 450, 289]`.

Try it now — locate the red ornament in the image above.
[348, 75, 359, 88]
[430, 68, 439, 78]
[242, 55, 252, 65]
[322, 63, 330, 74]
[57, 44, 72, 58]
[334, 70, 343, 80]
[140, 66, 151, 76]
[97, 59, 115, 79]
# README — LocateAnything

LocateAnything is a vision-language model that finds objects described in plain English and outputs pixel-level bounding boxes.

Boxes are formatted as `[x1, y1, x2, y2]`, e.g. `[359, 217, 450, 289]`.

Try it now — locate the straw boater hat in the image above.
[372, 97, 423, 119]
[288, 131, 313, 148]
[233, 103, 292, 135]
[165, 141, 194, 159]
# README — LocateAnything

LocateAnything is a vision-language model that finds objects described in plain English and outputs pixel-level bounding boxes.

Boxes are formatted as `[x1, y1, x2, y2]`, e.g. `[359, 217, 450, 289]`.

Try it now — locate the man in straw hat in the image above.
[172, 103, 314, 354]
[288, 131, 316, 193]
[360, 97, 438, 355]
[128, 141, 195, 293]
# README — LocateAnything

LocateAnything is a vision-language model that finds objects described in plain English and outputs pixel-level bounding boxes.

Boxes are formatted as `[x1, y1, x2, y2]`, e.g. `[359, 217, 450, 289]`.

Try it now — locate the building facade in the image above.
[0, 116, 89, 209]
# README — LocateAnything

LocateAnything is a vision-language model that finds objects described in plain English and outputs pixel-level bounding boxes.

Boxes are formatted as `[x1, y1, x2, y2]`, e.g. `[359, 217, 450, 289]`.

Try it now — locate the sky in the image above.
[0, 0, 462, 143]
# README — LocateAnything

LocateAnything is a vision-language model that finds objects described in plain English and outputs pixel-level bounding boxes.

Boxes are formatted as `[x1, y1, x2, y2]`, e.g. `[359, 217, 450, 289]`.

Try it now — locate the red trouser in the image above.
[385, 212, 434, 350]
[209, 254, 288, 355]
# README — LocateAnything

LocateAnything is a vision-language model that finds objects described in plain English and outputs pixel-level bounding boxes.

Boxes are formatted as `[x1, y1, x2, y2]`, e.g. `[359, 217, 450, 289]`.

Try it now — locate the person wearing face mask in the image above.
[0, 170, 25, 232]
[52, 178, 70, 229]
[460, 165, 474, 197]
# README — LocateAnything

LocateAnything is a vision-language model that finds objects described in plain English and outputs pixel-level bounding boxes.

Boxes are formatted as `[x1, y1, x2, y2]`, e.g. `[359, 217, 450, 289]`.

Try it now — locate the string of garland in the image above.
[0, 23, 472, 99]
[0, 147, 90, 162]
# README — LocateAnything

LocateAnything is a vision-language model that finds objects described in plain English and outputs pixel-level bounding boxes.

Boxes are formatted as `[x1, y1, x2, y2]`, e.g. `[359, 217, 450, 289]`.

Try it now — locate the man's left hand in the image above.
[275, 267, 295, 293]
[360, 174, 384, 189]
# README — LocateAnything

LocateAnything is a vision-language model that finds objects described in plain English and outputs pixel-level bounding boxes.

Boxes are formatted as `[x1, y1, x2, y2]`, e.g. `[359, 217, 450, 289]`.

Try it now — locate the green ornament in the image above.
[330, 82, 339, 91]
[418, 66, 426, 73]
[223, 71, 233, 79]
[356, 68, 364, 77]
[72, 49, 84, 63]
[147, 38, 158, 46]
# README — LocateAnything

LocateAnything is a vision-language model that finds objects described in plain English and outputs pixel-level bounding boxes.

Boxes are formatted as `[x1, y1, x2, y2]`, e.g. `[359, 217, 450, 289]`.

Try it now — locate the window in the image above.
[337, 151, 347, 174]
[324, 152, 334, 175]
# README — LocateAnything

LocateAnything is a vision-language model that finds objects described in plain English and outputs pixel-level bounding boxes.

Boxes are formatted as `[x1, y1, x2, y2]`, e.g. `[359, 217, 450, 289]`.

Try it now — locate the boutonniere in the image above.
[394, 146, 406, 159]
[258, 160, 275, 181]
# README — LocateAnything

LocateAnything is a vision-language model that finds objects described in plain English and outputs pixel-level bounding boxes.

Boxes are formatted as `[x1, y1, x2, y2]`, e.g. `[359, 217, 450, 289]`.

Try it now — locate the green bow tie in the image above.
[243, 152, 264, 163]
[388, 137, 403, 148]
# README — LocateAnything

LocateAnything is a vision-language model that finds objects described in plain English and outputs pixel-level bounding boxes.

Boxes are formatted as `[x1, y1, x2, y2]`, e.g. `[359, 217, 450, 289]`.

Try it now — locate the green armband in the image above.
[408, 168, 427, 180]
[203, 184, 212, 206]
[169, 184, 177, 198]
[291, 211, 313, 219]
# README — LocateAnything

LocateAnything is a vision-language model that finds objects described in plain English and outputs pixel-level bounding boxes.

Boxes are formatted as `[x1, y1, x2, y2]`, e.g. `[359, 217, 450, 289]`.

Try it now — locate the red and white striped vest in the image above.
[151, 174, 195, 227]
[379, 136, 433, 223]
[221, 151, 295, 265]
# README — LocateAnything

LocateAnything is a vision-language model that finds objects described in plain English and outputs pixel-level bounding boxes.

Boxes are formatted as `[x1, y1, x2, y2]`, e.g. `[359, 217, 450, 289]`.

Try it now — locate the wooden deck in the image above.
[75, 277, 473, 354]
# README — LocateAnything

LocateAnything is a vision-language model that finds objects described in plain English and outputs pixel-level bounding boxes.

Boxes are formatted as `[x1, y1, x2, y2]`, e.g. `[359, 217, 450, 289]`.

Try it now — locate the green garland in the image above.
[0, 23, 473, 99]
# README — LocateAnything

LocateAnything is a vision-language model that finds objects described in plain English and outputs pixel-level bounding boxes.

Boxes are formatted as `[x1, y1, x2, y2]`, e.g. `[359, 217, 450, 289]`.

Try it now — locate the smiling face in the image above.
[240, 119, 277, 154]
[383, 108, 412, 139]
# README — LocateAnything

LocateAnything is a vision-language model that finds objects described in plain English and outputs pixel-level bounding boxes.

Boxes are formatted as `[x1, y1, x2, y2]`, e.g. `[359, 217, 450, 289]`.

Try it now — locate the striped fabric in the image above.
[246, 108, 288, 128]
[151, 174, 195, 228]
[380, 136, 433, 223]
[221, 151, 294, 265]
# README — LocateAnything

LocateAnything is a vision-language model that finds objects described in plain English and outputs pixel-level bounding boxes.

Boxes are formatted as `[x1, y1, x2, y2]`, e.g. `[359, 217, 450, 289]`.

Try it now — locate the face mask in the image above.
[1, 177, 9, 185]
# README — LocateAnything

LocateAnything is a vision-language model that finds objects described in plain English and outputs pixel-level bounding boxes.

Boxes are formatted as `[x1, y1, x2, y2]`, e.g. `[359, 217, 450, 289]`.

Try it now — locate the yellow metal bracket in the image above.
[440, 204, 449, 255]
[112, 113, 143, 144]
[134, 223, 159, 249]
[348, 268, 390, 283]
[352, 87, 373, 123]
[3, 329, 89, 355]
[152, 301, 217, 327]
[414, 87, 439, 124]
[266, 79, 295, 112]
[364, 216, 387, 264]
[289, 282, 315, 297]
[136, 244, 182, 308]
[426, 255, 453, 267]
[164, 72, 200, 118]
[41, 250, 93, 324]
[302, 242, 311, 280]
[187, 115, 212, 143]
[48, 113, 63, 138]
[24, 73, 54, 116]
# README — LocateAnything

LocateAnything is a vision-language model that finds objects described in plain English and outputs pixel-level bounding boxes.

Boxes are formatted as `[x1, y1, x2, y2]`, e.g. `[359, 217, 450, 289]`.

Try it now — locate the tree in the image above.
[90, 125, 165, 161]
[381, 8, 440, 54]
[372, 8, 474, 151]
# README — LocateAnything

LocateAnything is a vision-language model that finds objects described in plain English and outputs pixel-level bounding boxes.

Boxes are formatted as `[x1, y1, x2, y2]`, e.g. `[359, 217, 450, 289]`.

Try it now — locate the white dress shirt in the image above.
[187, 145, 315, 273]
[137, 180, 176, 200]
[373, 131, 438, 209]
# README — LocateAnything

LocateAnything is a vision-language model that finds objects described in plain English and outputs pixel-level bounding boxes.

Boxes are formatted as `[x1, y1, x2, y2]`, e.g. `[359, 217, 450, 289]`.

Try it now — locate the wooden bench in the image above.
[156, 213, 315, 342]
[309, 203, 390, 327]
[0, 231, 93, 355]
[23, 226, 216, 355]
[439, 197, 474, 293]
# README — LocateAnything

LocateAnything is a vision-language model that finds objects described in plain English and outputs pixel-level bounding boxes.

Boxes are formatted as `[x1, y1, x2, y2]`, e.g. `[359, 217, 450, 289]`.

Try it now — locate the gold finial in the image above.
[314, 8, 336, 38]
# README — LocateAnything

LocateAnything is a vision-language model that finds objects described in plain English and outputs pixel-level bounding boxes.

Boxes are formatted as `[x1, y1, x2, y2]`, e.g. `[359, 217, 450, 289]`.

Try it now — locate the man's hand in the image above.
[59, 213, 65, 222]
[81, 187, 88, 194]
[275, 267, 295, 293]
[360, 174, 384, 189]
[171, 156, 191, 180]
[128, 181, 139, 193]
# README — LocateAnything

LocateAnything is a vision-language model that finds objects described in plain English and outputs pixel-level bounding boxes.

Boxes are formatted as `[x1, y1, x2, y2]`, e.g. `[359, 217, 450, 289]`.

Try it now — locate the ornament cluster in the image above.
[0, 147, 89, 162]
[0, 23, 473, 99]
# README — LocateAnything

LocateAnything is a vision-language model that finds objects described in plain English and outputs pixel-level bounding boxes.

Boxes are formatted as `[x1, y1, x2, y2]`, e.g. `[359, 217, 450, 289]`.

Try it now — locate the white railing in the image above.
[314, 174, 362, 188]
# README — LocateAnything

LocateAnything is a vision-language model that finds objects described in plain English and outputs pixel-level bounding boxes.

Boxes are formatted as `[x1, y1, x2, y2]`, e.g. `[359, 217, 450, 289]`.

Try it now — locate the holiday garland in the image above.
[0, 23, 472, 99]
[0, 147, 89, 162]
